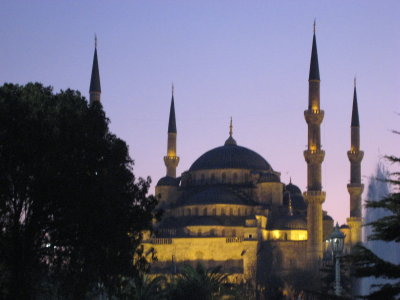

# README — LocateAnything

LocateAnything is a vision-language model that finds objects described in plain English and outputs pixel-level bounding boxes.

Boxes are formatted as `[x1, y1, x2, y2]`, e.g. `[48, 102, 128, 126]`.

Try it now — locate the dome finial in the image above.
[95, 34, 97, 48]
[229, 117, 233, 137]
[354, 75, 356, 88]
[224, 117, 237, 146]
[172, 82, 174, 97]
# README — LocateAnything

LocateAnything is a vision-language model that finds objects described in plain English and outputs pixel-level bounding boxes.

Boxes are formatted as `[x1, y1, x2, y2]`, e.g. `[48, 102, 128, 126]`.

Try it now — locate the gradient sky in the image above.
[1, 1, 399, 225]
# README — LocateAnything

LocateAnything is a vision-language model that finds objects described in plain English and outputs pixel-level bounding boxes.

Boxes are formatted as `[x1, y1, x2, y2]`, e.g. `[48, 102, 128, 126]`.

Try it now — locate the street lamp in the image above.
[328, 222, 345, 296]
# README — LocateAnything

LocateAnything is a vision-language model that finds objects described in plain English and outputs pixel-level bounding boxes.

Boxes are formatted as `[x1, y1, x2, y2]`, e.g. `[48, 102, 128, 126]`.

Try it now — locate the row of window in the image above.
[185, 172, 250, 185]
[178, 206, 252, 217]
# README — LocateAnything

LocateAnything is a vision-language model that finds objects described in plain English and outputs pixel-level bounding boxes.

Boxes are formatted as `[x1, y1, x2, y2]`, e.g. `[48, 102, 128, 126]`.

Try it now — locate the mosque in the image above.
[89, 28, 364, 283]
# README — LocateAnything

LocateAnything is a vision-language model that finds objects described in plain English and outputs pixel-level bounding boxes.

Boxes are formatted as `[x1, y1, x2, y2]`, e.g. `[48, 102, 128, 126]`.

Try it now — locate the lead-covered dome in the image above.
[189, 143, 272, 172]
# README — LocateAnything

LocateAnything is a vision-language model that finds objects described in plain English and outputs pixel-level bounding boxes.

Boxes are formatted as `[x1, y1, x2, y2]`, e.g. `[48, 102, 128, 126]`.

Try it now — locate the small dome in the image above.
[283, 192, 307, 210]
[157, 176, 180, 187]
[189, 143, 272, 172]
[285, 182, 302, 195]
[271, 215, 307, 230]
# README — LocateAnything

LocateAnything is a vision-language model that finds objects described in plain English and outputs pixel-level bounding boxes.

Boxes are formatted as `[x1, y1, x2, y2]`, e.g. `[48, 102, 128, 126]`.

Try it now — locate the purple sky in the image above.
[1, 1, 399, 224]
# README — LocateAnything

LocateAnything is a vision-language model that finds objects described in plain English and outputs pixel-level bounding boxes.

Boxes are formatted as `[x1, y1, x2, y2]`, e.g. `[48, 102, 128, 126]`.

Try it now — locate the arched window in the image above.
[222, 173, 226, 183]
[194, 207, 199, 215]
[233, 173, 238, 183]
[232, 229, 236, 237]
[198, 229, 202, 237]
[244, 173, 249, 182]
[222, 229, 226, 236]
[212, 208, 216, 216]
[221, 208, 225, 216]
[229, 208, 233, 216]
[210, 229, 216, 236]
[203, 207, 207, 216]
[187, 208, 191, 216]
[210, 174, 215, 183]
[238, 208, 241, 216]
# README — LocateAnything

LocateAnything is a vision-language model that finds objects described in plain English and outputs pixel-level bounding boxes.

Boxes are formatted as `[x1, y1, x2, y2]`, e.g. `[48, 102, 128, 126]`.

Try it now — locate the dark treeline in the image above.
[0, 83, 157, 299]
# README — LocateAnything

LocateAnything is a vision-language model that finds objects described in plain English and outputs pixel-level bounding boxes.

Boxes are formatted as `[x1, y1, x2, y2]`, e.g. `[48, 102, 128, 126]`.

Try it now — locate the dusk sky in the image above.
[1, 1, 399, 225]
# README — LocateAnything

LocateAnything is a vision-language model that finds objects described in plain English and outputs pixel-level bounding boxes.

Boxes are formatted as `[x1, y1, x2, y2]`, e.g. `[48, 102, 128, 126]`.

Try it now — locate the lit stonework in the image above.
[346, 81, 364, 247]
[303, 27, 326, 268]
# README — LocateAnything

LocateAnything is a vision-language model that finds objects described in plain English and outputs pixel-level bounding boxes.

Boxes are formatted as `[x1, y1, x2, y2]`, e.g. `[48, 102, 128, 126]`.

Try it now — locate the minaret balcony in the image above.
[347, 150, 364, 163]
[304, 149, 325, 164]
[347, 183, 364, 196]
[164, 155, 180, 168]
[303, 190, 326, 204]
[304, 109, 324, 125]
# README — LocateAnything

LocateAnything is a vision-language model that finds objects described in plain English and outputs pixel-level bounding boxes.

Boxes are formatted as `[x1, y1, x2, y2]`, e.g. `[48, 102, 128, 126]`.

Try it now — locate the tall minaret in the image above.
[347, 78, 364, 246]
[89, 36, 101, 104]
[163, 85, 179, 177]
[304, 22, 326, 267]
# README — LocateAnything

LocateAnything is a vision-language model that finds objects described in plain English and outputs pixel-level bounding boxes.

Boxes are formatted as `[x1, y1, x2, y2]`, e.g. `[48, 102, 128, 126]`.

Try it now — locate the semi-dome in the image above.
[157, 176, 180, 187]
[184, 186, 256, 206]
[189, 143, 272, 172]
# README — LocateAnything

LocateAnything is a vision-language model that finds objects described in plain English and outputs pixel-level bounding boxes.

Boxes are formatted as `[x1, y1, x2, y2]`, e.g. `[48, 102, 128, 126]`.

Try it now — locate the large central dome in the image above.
[189, 143, 272, 171]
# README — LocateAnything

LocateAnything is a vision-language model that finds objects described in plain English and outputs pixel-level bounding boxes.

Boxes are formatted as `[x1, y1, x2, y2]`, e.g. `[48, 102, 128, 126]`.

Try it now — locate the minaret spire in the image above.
[89, 35, 101, 104]
[164, 85, 179, 177]
[309, 20, 320, 81]
[313, 18, 316, 34]
[351, 77, 360, 127]
[168, 84, 177, 133]
[304, 23, 325, 268]
[347, 79, 364, 247]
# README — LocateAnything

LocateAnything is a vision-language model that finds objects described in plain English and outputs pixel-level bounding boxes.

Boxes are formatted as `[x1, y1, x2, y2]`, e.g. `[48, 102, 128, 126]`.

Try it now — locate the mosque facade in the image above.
[89, 28, 364, 284]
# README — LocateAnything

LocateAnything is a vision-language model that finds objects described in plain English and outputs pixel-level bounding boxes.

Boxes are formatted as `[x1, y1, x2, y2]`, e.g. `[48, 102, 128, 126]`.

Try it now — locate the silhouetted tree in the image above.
[167, 264, 229, 300]
[349, 140, 400, 299]
[0, 83, 157, 300]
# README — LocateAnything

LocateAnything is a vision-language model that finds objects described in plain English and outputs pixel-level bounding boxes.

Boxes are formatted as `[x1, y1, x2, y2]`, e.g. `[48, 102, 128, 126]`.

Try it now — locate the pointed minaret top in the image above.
[351, 79, 360, 127]
[168, 87, 177, 133]
[89, 36, 101, 93]
[309, 21, 320, 81]
[313, 19, 316, 34]
[225, 117, 237, 146]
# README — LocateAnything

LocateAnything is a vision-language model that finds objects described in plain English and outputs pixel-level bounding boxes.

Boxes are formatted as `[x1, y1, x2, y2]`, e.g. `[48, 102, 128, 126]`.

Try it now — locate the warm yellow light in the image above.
[272, 230, 281, 240]
[269, 230, 307, 241]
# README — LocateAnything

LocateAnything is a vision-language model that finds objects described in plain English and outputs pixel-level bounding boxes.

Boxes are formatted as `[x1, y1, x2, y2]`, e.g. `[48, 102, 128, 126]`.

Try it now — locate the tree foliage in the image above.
[350, 148, 400, 299]
[0, 83, 157, 299]
[167, 264, 230, 300]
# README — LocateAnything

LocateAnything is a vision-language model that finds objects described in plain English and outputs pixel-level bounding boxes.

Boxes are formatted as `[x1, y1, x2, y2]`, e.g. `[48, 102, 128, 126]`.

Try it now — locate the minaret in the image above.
[347, 78, 364, 246]
[89, 35, 101, 104]
[303, 21, 326, 267]
[163, 85, 179, 177]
